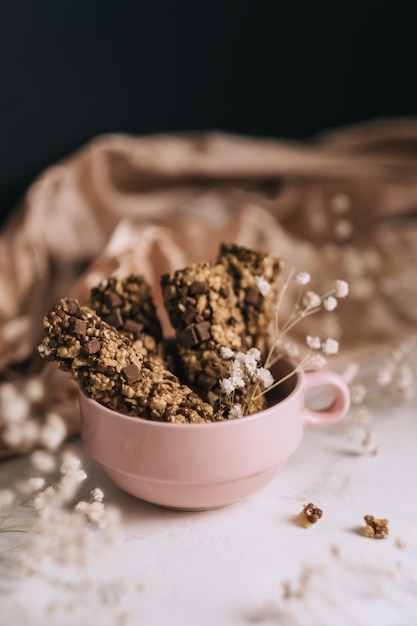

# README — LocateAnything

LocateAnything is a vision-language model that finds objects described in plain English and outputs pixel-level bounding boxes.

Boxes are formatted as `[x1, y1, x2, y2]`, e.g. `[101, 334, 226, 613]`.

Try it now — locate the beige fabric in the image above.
[1, 118, 416, 456]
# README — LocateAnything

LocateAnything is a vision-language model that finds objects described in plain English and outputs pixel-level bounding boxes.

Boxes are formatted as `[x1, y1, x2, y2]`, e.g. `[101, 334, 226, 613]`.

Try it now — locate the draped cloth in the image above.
[1, 118, 416, 457]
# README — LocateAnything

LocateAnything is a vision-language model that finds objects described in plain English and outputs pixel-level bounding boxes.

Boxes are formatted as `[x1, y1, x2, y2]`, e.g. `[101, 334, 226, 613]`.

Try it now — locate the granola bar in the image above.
[38, 298, 220, 423]
[217, 242, 284, 356]
[89, 275, 165, 361]
[160, 261, 265, 415]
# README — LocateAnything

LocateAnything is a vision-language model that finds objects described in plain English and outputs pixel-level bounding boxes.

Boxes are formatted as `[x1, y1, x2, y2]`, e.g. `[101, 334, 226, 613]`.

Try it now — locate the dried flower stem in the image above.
[219, 270, 348, 417]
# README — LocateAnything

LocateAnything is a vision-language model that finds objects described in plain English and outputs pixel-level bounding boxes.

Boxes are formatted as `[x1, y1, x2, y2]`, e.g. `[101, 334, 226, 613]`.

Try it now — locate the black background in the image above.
[1, 0, 416, 224]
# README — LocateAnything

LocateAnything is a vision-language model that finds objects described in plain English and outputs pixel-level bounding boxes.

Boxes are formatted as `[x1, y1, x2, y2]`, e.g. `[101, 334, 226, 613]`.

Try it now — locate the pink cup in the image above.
[79, 360, 350, 510]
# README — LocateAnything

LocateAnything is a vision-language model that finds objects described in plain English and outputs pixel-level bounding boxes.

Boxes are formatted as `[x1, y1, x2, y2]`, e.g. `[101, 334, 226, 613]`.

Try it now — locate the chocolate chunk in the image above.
[182, 305, 197, 325]
[122, 363, 143, 384]
[195, 321, 211, 342]
[190, 280, 209, 294]
[67, 299, 80, 315]
[71, 318, 87, 337]
[197, 373, 216, 390]
[84, 338, 101, 354]
[105, 291, 123, 307]
[244, 287, 261, 306]
[123, 319, 144, 335]
[105, 309, 124, 328]
[179, 325, 199, 347]
[135, 312, 148, 324]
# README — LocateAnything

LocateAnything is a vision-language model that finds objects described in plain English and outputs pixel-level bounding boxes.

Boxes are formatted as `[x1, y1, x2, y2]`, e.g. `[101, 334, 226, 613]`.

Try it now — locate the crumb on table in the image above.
[363, 514, 390, 539]
[298, 503, 323, 528]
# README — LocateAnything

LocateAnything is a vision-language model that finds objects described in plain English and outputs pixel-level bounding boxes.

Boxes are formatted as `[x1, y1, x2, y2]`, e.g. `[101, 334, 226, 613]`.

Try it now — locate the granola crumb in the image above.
[394, 537, 406, 550]
[363, 514, 390, 539]
[330, 544, 342, 559]
[298, 503, 323, 528]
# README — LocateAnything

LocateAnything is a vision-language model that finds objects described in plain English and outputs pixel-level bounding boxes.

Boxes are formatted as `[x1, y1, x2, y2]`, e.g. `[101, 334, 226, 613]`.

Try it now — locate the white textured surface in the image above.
[1, 402, 417, 626]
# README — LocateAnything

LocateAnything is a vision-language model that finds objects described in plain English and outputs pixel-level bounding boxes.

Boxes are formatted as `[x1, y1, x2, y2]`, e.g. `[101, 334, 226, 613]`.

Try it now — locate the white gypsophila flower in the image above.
[91, 487, 104, 502]
[0, 489, 15, 509]
[0, 383, 29, 424]
[350, 384, 367, 405]
[30, 449, 56, 473]
[321, 338, 339, 355]
[397, 364, 414, 389]
[302, 290, 322, 309]
[306, 335, 321, 350]
[17, 477, 46, 494]
[255, 275, 271, 296]
[231, 351, 243, 364]
[376, 364, 394, 386]
[32, 485, 57, 512]
[354, 407, 371, 424]
[308, 355, 327, 369]
[220, 378, 235, 395]
[330, 192, 352, 215]
[75, 500, 106, 525]
[247, 347, 261, 361]
[59, 470, 88, 503]
[0, 381, 18, 405]
[74, 501, 89, 514]
[229, 356, 246, 380]
[294, 271, 311, 285]
[39, 412, 67, 450]
[333, 219, 353, 241]
[228, 405, 243, 419]
[3, 419, 40, 450]
[323, 296, 338, 311]
[283, 341, 300, 358]
[333, 279, 349, 298]
[27, 507, 92, 567]
[342, 362, 359, 384]
[242, 352, 260, 376]
[58, 452, 88, 501]
[86, 501, 105, 524]
[255, 368, 274, 389]
[220, 346, 235, 360]
[60, 451, 82, 475]
[23, 378, 45, 403]
[229, 374, 245, 389]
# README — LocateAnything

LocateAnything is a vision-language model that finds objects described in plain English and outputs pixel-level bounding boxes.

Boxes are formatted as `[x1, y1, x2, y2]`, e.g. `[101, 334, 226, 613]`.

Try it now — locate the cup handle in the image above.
[303, 370, 350, 427]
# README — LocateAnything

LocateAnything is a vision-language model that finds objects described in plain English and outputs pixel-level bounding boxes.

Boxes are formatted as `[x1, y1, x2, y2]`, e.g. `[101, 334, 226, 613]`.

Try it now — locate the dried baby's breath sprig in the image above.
[265, 271, 347, 367]
[298, 503, 323, 528]
[339, 336, 416, 455]
[0, 447, 121, 583]
[75, 487, 111, 528]
[30, 449, 57, 474]
[363, 514, 390, 539]
[219, 348, 274, 417]
[0, 375, 68, 454]
[218, 270, 348, 417]
[0, 489, 15, 510]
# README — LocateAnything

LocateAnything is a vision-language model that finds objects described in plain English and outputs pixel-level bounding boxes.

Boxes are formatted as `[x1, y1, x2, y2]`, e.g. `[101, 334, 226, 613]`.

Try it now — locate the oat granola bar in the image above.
[89, 275, 165, 361]
[160, 261, 265, 415]
[38, 298, 220, 423]
[217, 242, 284, 355]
